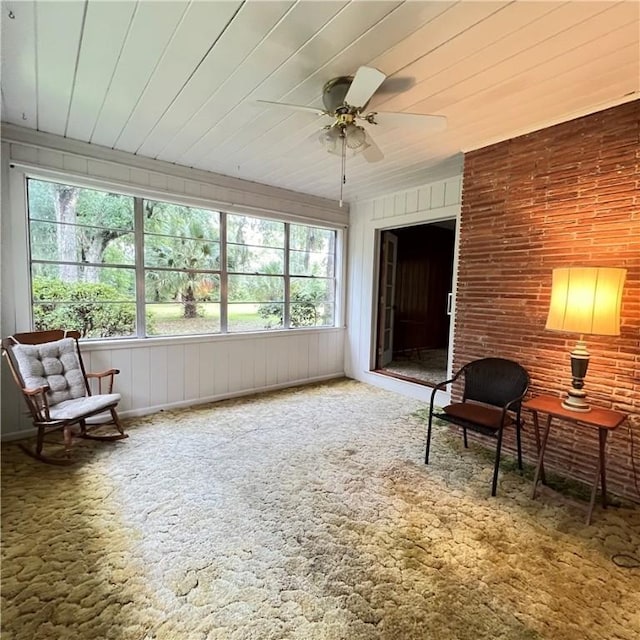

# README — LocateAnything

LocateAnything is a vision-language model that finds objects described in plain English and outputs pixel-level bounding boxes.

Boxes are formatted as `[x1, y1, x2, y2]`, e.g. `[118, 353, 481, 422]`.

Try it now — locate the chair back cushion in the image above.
[463, 358, 529, 409]
[12, 338, 86, 405]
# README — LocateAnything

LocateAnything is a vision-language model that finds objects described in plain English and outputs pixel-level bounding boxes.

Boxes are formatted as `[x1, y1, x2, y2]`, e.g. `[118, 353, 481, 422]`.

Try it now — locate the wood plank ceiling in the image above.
[1, 1, 639, 204]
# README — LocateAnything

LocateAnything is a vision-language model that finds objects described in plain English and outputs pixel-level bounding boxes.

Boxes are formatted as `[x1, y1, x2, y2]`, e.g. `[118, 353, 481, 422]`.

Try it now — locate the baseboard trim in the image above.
[118, 373, 345, 419]
[1, 373, 346, 442]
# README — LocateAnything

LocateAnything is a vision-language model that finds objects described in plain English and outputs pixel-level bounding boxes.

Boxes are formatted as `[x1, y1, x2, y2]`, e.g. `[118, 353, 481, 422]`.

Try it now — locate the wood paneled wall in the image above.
[0, 129, 346, 439]
[346, 173, 463, 405]
[457, 100, 640, 501]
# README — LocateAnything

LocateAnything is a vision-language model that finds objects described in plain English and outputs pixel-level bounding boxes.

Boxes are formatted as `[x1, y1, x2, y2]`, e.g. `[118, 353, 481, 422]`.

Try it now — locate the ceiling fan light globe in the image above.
[353, 139, 371, 156]
[345, 124, 366, 150]
[319, 127, 341, 151]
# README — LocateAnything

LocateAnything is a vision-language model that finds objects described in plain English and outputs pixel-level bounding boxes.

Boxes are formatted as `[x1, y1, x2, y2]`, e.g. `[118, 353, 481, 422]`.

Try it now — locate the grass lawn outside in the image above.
[146, 302, 281, 335]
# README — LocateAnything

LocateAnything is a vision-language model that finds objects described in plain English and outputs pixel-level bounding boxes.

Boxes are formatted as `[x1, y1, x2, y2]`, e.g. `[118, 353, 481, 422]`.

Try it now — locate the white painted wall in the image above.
[1, 127, 347, 439]
[345, 175, 463, 406]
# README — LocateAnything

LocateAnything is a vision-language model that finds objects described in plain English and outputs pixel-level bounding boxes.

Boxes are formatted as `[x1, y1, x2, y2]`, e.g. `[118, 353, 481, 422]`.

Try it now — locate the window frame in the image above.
[21, 171, 344, 341]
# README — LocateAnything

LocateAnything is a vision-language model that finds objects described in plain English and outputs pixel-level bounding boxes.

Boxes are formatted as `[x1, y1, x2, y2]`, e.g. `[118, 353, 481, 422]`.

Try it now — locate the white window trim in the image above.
[11, 165, 347, 343]
[11, 161, 347, 229]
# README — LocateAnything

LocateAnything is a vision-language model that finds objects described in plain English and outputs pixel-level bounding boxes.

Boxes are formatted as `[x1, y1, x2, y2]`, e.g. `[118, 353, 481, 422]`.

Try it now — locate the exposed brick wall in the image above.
[456, 100, 640, 502]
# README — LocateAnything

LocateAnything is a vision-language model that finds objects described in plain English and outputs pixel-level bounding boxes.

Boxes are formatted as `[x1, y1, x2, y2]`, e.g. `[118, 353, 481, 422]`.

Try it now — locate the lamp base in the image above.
[562, 390, 591, 413]
[562, 340, 592, 412]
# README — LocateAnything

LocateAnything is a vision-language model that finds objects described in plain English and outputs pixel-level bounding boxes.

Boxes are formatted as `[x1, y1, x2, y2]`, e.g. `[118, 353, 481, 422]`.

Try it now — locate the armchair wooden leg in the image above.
[462, 427, 468, 448]
[78, 408, 128, 442]
[110, 408, 127, 437]
[35, 426, 45, 456]
[19, 424, 75, 466]
[63, 425, 74, 458]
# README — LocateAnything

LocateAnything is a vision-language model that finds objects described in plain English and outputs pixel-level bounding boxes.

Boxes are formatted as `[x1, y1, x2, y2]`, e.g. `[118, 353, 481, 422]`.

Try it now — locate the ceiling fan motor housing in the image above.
[322, 76, 353, 113]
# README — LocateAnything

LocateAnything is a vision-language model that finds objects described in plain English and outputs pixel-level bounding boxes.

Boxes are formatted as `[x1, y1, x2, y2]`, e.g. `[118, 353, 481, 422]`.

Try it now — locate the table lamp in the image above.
[545, 267, 626, 412]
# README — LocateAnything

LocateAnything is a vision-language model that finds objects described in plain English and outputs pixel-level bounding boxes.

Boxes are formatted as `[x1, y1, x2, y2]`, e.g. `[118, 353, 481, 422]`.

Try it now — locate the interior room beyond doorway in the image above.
[374, 219, 456, 387]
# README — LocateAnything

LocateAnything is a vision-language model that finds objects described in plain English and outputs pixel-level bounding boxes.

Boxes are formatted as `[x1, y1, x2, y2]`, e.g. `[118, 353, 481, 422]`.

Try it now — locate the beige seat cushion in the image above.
[48, 394, 121, 421]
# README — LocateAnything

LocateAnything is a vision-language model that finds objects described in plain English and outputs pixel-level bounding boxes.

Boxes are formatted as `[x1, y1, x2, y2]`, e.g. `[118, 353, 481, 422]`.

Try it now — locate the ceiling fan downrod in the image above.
[339, 132, 346, 208]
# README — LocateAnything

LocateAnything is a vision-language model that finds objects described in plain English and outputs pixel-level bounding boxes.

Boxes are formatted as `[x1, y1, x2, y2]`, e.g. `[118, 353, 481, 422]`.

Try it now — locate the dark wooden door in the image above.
[393, 224, 455, 353]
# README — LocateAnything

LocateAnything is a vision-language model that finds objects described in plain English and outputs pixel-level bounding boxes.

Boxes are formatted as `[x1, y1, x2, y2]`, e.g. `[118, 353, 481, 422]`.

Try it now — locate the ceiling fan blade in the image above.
[255, 100, 328, 115]
[366, 77, 416, 110]
[375, 76, 415, 95]
[374, 111, 447, 132]
[344, 66, 386, 108]
[362, 133, 384, 163]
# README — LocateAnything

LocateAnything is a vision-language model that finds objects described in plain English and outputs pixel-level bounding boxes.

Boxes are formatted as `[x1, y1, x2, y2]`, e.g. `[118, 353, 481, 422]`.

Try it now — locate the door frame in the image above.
[377, 231, 398, 367]
[370, 217, 458, 383]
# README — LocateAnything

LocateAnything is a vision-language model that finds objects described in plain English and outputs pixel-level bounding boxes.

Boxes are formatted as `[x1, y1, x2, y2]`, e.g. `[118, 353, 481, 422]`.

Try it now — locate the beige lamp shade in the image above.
[545, 267, 626, 336]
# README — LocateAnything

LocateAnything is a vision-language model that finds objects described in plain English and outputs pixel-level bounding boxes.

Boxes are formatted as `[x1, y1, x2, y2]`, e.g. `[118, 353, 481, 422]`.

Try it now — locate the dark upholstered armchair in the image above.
[2, 330, 128, 464]
[425, 358, 529, 496]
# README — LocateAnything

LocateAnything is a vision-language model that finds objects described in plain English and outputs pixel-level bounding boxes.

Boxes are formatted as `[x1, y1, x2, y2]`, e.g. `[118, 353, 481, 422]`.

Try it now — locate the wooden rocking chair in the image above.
[2, 330, 128, 464]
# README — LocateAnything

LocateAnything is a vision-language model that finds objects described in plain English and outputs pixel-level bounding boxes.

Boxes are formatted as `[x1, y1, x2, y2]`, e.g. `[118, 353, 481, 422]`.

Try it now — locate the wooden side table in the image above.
[523, 395, 627, 525]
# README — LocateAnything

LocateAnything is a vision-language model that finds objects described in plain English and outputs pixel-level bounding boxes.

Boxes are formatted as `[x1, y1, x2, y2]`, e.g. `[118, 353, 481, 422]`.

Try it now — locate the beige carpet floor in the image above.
[1, 379, 639, 640]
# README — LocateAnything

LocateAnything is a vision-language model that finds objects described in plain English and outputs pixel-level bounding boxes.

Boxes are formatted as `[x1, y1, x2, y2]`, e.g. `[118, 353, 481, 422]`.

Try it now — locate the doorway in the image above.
[374, 220, 456, 386]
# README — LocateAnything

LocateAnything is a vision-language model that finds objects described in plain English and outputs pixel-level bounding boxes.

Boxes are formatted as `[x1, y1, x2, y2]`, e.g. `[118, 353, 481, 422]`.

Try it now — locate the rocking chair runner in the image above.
[2, 329, 128, 464]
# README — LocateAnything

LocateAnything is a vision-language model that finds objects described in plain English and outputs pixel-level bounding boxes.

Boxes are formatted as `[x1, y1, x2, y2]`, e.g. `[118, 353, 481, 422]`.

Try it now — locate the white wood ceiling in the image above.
[2, 1, 639, 204]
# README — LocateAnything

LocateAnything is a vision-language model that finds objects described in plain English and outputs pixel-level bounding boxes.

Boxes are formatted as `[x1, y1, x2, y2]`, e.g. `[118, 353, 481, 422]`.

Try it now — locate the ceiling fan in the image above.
[257, 66, 447, 205]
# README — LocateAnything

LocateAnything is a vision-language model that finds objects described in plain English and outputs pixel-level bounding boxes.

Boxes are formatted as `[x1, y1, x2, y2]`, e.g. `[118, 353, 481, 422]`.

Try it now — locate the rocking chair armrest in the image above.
[33, 417, 66, 428]
[86, 368, 120, 394]
[86, 368, 120, 379]
[23, 384, 51, 397]
[22, 385, 52, 421]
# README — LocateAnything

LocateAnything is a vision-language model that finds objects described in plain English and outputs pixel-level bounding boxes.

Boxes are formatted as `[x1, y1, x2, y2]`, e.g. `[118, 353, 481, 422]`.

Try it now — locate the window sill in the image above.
[80, 326, 345, 351]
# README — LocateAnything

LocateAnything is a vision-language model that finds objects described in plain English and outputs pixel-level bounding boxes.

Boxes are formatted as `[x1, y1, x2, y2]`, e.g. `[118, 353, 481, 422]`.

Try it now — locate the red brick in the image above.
[457, 100, 640, 502]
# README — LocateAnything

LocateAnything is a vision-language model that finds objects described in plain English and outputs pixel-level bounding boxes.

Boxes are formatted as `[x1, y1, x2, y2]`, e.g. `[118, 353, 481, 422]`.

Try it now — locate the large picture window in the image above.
[26, 178, 338, 339]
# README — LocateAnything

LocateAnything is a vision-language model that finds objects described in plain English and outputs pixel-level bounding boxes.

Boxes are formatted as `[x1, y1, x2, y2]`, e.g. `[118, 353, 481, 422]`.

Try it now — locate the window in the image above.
[227, 214, 285, 332]
[144, 200, 221, 336]
[26, 178, 338, 339]
[28, 179, 137, 338]
[289, 224, 335, 327]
